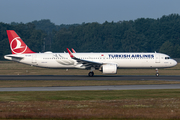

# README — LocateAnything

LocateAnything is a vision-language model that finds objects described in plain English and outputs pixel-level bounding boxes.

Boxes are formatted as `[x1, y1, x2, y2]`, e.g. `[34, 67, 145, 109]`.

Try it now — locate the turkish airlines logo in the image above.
[10, 37, 27, 54]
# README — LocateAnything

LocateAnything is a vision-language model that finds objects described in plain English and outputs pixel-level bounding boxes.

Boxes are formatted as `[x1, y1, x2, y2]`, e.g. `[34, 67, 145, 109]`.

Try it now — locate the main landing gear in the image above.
[88, 71, 94, 77]
[88, 67, 95, 77]
[156, 68, 159, 77]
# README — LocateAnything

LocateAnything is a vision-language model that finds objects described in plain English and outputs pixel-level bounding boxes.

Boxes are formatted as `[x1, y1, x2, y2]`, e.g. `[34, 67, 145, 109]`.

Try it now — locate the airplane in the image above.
[4, 30, 177, 77]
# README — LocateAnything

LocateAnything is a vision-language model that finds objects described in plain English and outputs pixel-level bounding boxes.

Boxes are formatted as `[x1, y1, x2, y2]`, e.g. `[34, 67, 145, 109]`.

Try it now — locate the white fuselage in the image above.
[4, 52, 177, 69]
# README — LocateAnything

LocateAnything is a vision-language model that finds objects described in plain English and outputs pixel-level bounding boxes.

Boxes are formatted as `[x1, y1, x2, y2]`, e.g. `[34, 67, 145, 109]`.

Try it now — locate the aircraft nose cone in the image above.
[174, 60, 177, 66]
[172, 60, 177, 66]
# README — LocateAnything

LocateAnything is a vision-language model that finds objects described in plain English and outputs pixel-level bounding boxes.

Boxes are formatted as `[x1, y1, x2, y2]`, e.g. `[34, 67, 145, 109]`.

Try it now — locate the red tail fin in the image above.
[7, 30, 35, 54]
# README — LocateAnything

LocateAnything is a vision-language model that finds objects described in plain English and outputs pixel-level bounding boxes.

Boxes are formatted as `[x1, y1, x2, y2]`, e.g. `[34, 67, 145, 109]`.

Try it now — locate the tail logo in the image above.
[10, 37, 27, 54]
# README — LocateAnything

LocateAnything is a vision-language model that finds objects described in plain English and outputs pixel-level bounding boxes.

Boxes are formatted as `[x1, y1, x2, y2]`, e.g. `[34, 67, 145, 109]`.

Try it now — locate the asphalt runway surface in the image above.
[0, 84, 180, 91]
[0, 75, 180, 91]
[0, 75, 180, 81]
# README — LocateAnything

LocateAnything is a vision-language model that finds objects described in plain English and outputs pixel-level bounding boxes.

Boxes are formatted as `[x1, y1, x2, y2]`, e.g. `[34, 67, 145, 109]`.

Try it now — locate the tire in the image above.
[156, 73, 159, 77]
[88, 72, 94, 77]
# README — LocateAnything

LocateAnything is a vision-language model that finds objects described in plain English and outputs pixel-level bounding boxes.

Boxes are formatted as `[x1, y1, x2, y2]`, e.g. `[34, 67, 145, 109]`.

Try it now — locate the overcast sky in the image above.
[0, 0, 180, 25]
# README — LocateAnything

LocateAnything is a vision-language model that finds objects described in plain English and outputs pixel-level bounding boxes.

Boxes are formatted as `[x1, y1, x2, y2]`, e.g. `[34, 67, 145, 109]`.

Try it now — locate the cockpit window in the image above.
[165, 57, 170, 59]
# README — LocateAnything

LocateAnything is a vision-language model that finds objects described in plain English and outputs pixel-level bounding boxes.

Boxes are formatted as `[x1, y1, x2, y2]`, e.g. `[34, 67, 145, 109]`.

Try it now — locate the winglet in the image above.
[66, 48, 74, 58]
[71, 48, 76, 53]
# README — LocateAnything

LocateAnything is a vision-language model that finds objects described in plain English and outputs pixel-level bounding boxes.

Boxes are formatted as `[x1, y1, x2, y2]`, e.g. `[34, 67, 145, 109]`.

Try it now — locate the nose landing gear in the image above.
[156, 68, 159, 77]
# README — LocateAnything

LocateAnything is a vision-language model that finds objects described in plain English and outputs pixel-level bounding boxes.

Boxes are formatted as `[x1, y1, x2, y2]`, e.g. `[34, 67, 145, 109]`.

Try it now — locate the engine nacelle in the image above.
[101, 64, 117, 74]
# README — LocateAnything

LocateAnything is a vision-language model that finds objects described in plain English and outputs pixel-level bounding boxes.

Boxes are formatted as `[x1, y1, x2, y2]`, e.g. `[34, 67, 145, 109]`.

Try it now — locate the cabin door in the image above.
[155, 54, 160, 63]
[32, 55, 37, 64]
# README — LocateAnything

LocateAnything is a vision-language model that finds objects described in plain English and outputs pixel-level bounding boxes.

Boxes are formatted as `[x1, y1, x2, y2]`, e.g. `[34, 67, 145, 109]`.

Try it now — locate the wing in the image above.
[66, 48, 102, 69]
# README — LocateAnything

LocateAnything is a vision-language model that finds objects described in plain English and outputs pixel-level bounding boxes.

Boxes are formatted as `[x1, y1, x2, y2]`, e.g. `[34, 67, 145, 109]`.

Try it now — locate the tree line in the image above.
[0, 14, 180, 60]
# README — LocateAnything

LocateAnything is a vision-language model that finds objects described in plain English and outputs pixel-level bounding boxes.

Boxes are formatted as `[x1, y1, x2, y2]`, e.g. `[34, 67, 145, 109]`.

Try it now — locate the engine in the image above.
[101, 64, 117, 74]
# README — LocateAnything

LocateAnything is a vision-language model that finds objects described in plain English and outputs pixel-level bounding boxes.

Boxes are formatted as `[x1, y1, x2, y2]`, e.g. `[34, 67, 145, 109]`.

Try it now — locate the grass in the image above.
[1, 61, 180, 119]
[0, 90, 180, 119]
[0, 89, 179, 101]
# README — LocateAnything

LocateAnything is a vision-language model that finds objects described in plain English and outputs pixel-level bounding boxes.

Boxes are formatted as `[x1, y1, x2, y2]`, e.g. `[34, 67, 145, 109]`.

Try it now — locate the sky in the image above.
[0, 0, 180, 25]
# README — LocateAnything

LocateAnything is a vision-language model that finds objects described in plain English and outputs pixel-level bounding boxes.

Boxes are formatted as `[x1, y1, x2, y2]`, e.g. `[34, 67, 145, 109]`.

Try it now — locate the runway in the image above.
[0, 75, 180, 91]
[0, 84, 180, 91]
[0, 75, 180, 81]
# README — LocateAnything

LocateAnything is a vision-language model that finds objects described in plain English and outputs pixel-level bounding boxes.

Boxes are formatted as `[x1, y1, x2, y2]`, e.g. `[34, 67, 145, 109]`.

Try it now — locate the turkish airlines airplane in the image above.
[4, 30, 177, 77]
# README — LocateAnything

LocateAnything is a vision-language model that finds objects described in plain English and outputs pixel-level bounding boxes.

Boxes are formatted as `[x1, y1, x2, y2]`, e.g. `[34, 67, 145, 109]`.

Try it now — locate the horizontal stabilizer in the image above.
[4, 55, 24, 61]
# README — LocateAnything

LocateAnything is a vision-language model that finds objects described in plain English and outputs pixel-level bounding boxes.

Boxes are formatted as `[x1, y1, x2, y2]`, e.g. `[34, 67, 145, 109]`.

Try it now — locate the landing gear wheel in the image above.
[88, 72, 94, 77]
[156, 73, 159, 77]
[155, 68, 159, 77]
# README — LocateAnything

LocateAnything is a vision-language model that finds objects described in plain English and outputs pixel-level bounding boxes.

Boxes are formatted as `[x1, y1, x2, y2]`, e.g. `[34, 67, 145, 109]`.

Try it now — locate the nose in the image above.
[172, 59, 177, 66]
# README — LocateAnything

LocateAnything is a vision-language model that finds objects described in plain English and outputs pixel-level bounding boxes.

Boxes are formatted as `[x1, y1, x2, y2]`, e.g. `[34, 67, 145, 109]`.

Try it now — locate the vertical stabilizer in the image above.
[7, 30, 35, 54]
